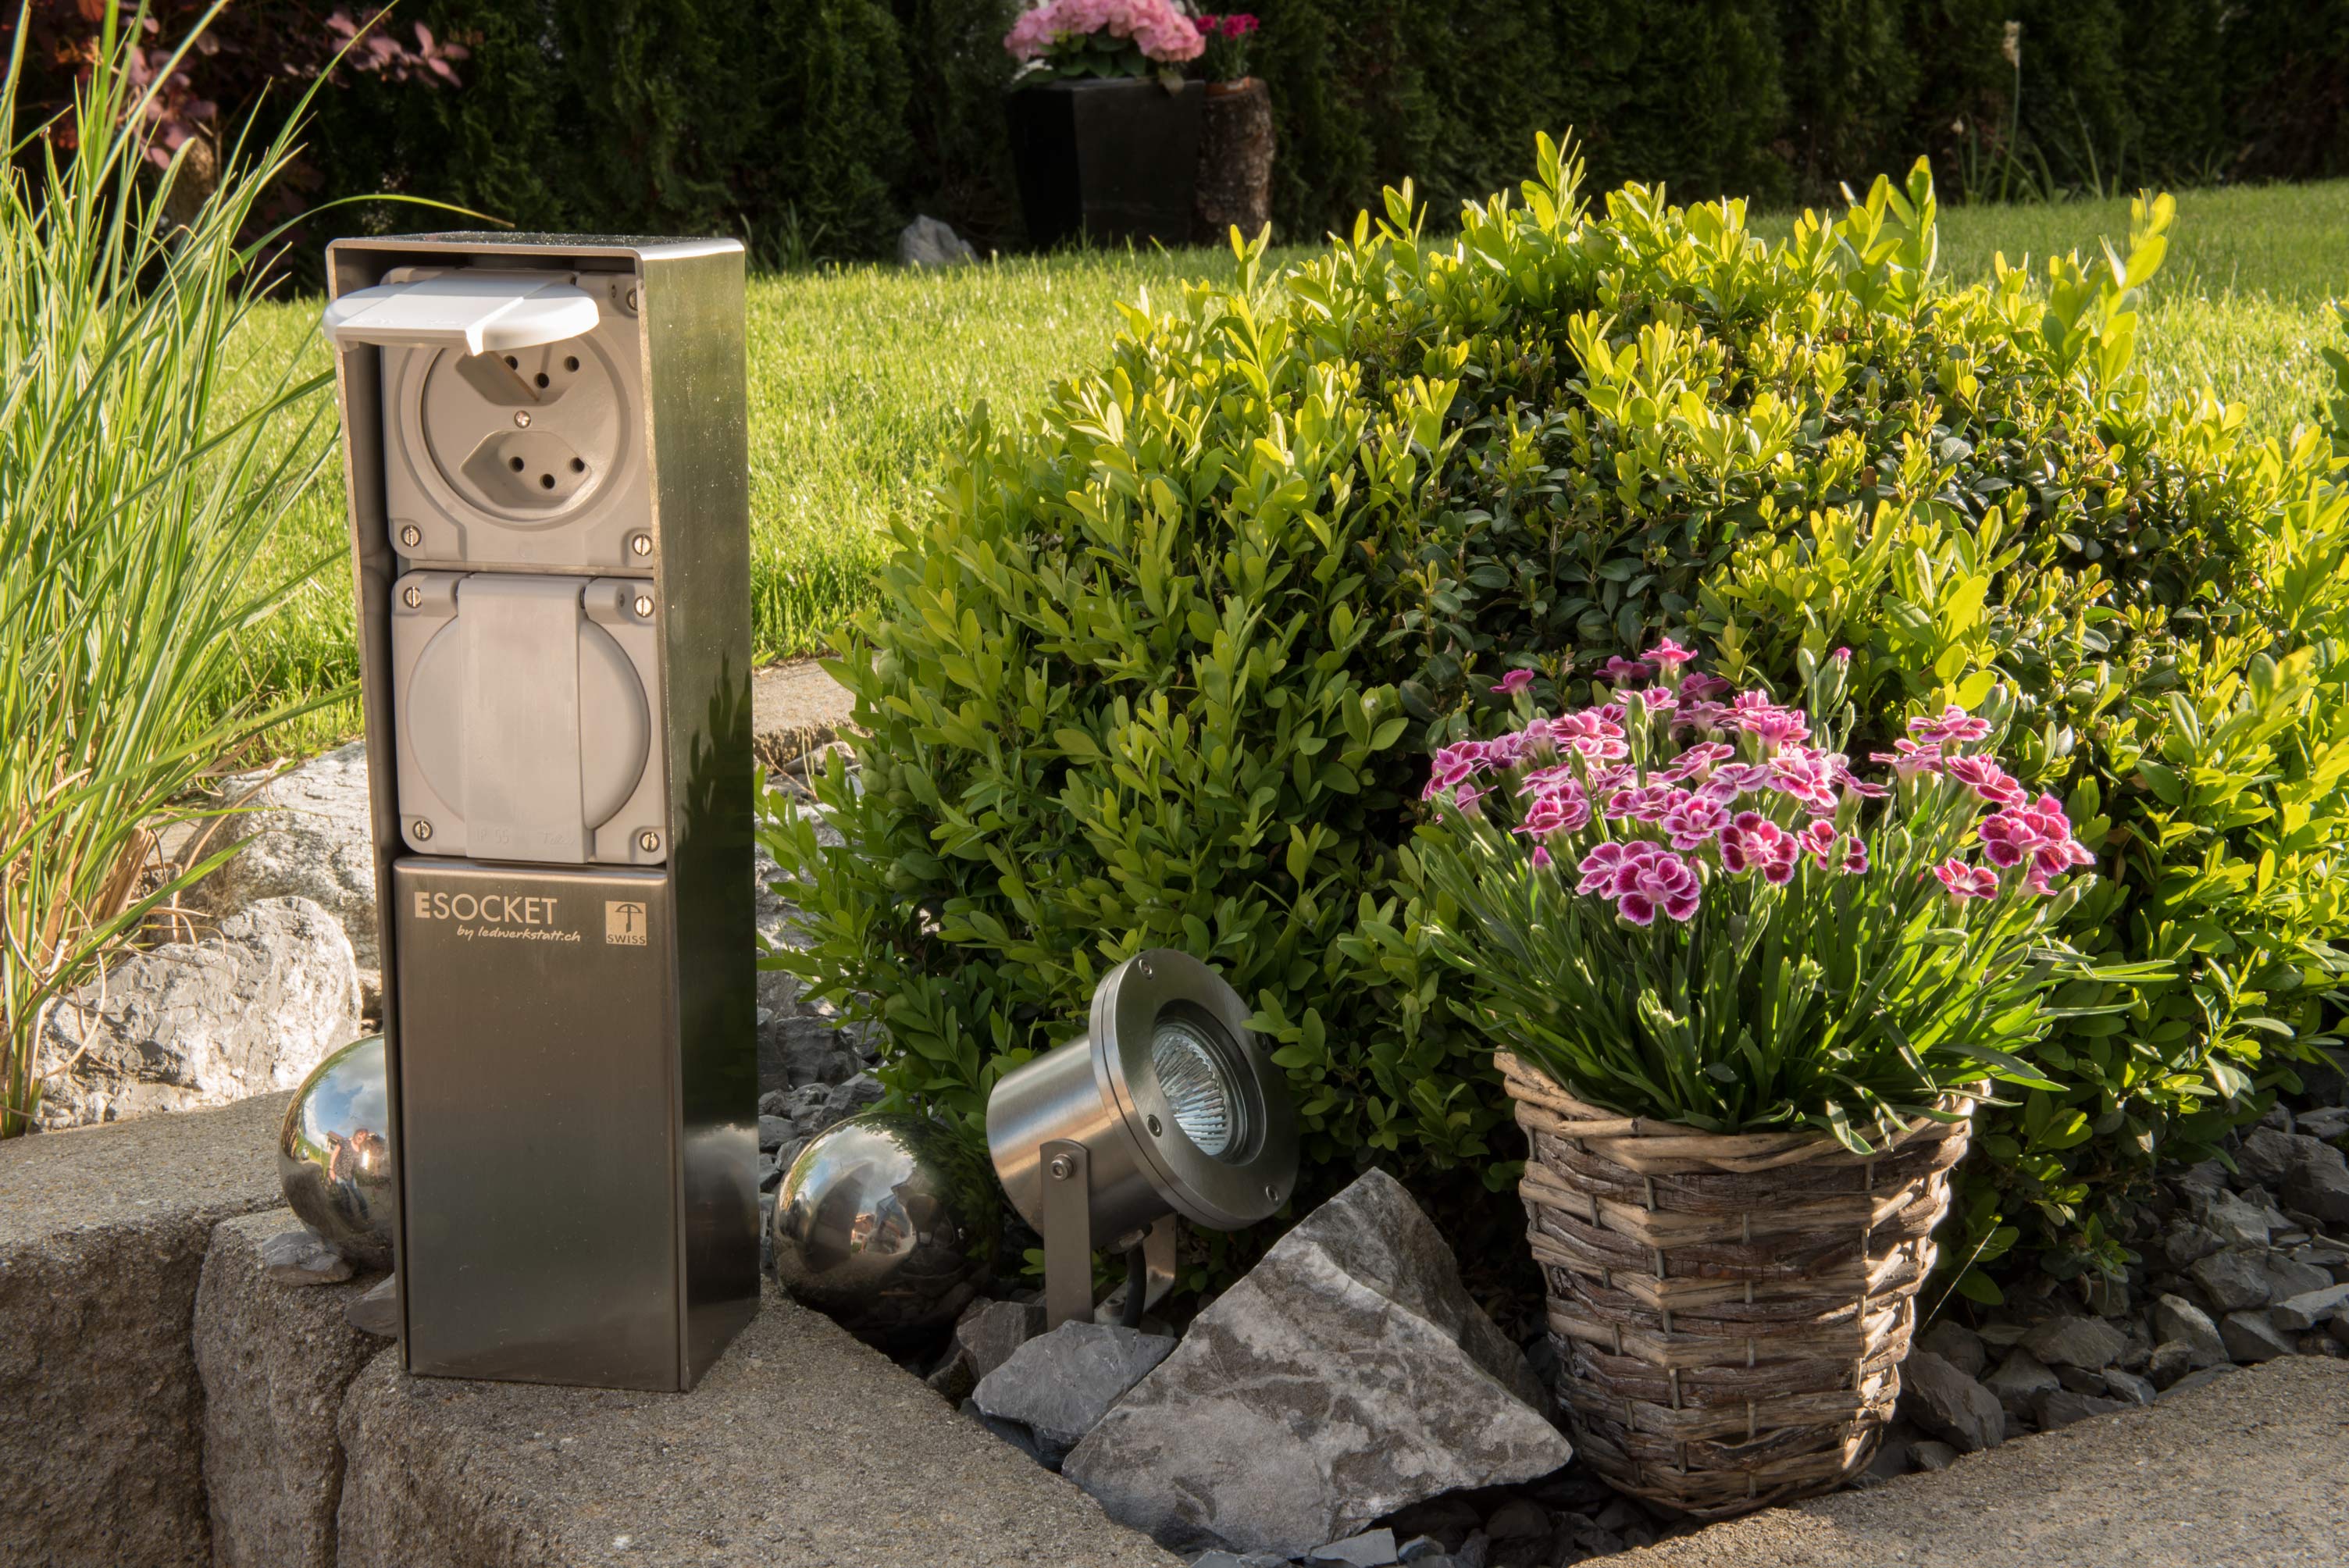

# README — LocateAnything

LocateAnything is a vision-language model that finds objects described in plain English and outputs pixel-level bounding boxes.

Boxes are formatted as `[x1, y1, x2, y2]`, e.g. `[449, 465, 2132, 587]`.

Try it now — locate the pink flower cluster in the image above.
[1424, 640, 2096, 927]
[1003, 0, 1203, 62]
[1194, 12, 1260, 38]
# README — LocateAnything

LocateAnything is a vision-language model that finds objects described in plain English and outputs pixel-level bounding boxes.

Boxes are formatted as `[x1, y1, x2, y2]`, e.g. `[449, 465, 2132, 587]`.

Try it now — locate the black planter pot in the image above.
[1007, 78, 1207, 249]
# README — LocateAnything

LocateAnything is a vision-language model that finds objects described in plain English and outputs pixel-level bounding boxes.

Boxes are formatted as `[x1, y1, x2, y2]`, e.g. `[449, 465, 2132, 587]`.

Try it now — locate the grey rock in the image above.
[1308, 1528, 1401, 1566]
[971, 1321, 1177, 1462]
[1456, 1531, 1492, 1568]
[2238, 1127, 2303, 1188]
[1063, 1171, 1571, 1558]
[1191, 1556, 1292, 1568]
[345, 1274, 398, 1338]
[2272, 1282, 2349, 1331]
[2300, 1107, 2349, 1142]
[787, 1072, 887, 1137]
[924, 1341, 974, 1405]
[1898, 1350, 2005, 1452]
[258, 1226, 353, 1286]
[761, 1013, 864, 1093]
[194, 1210, 384, 1568]
[757, 1152, 784, 1192]
[2159, 1363, 2240, 1399]
[1916, 1319, 1987, 1378]
[1397, 1537, 1449, 1563]
[199, 743, 380, 973]
[2283, 1139, 2349, 1224]
[34, 896, 362, 1130]
[2036, 1388, 2127, 1429]
[2054, 1363, 2107, 1395]
[2199, 1188, 2274, 1249]
[2219, 1310, 2294, 1363]
[2173, 1158, 2230, 1197]
[2160, 1221, 2225, 1270]
[1862, 1436, 1912, 1482]
[1483, 1499, 1549, 1539]
[1975, 1321, 2031, 1347]
[757, 1089, 790, 1117]
[1912, 1439, 1959, 1472]
[956, 1297, 1046, 1383]
[1983, 1348, 2061, 1419]
[2152, 1295, 2230, 1369]
[2022, 1314, 2127, 1370]
[2144, 1339, 2194, 1388]
[2190, 1248, 2275, 1312]
[2265, 1254, 2336, 1300]
[2102, 1367, 2157, 1406]
[757, 1114, 799, 1152]
[900, 214, 978, 269]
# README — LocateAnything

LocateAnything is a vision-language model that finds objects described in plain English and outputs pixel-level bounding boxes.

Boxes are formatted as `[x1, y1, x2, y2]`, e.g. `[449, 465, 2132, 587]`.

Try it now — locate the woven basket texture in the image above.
[1499, 1050, 1976, 1518]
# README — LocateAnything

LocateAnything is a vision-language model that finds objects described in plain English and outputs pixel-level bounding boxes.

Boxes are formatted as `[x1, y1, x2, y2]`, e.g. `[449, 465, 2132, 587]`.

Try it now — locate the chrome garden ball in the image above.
[278, 1035, 396, 1269]
[769, 1112, 1000, 1344]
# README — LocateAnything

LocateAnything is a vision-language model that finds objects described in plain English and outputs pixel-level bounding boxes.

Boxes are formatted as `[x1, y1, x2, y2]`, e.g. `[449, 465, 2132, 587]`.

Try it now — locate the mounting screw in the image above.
[513, 411, 531, 428]
[1048, 1154, 1075, 1181]
[633, 593, 654, 618]
[1146, 1115, 1164, 1138]
[398, 524, 422, 549]
[1264, 1183, 1280, 1202]
[625, 287, 640, 312]
[412, 819, 433, 842]
[629, 532, 654, 558]
[401, 585, 422, 609]
[1137, 958, 1153, 978]
[636, 829, 661, 853]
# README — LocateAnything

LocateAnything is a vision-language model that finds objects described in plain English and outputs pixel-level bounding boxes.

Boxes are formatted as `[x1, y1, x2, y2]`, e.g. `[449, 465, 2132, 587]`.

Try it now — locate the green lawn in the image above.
[230, 180, 2348, 751]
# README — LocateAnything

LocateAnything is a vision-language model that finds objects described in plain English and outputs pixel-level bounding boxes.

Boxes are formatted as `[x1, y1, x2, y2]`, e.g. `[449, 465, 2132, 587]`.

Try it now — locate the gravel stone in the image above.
[2219, 1310, 2294, 1363]
[1982, 1348, 2061, 1419]
[2272, 1282, 2349, 1331]
[2189, 1248, 2276, 1312]
[1916, 1320, 1986, 1378]
[2021, 1314, 2127, 1370]
[2101, 1367, 2157, 1406]
[1897, 1351, 2005, 1452]
[2159, 1221, 2225, 1270]
[2199, 1189, 2274, 1249]
[2144, 1339, 2194, 1388]
[971, 1321, 1176, 1463]
[1307, 1528, 1401, 1566]
[2237, 1127, 2304, 1188]
[1912, 1439, 1959, 1472]
[2151, 1294, 2230, 1369]
[258, 1227, 353, 1286]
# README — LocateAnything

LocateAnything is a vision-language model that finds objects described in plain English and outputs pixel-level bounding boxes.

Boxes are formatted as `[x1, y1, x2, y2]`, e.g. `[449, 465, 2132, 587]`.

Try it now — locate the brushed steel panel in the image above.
[393, 859, 680, 1389]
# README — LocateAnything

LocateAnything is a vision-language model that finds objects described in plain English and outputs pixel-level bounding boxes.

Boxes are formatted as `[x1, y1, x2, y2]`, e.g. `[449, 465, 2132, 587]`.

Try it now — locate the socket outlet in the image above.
[380, 269, 653, 573]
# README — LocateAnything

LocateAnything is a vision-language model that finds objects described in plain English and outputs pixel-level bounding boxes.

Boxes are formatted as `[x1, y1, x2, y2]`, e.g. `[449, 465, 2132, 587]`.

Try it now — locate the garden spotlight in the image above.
[986, 949, 1299, 1328]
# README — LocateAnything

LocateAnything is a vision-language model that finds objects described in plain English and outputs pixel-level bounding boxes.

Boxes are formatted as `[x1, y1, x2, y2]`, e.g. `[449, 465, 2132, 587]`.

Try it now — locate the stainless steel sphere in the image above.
[770, 1111, 1000, 1344]
[278, 1035, 396, 1269]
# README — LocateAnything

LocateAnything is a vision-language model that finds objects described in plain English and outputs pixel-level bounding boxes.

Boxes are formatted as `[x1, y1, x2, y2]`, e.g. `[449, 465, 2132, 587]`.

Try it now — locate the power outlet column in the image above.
[322, 236, 755, 1392]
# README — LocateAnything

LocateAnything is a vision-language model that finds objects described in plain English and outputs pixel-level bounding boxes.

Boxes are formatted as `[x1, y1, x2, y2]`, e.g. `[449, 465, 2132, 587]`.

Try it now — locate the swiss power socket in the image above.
[376, 268, 655, 573]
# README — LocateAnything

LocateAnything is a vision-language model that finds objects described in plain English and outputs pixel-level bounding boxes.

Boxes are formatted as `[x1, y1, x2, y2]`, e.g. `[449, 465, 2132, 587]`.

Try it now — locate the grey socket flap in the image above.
[392, 572, 666, 866]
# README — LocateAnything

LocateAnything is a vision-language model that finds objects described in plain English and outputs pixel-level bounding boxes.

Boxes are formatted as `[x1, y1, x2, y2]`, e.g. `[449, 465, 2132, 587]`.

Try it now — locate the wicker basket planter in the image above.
[1499, 1050, 1979, 1517]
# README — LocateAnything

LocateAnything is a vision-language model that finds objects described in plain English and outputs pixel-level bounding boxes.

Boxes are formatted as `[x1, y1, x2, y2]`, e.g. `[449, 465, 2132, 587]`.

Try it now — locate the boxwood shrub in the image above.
[764, 139, 2349, 1294]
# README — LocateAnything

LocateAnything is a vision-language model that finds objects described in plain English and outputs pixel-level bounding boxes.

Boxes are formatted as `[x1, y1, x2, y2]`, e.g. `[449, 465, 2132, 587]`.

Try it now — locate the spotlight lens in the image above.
[1150, 1013, 1248, 1160]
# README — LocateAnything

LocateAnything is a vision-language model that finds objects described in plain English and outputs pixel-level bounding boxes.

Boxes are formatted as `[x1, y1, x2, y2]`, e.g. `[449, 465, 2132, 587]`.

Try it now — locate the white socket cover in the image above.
[376, 269, 654, 572]
[390, 572, 667, 865]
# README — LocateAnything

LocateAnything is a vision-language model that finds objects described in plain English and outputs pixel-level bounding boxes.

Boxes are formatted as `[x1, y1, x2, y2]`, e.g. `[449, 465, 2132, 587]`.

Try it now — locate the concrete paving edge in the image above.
[0, 1092, 293, 1568]
[1615, 1355, 2349, 1568]
[335, 1281, 1185, 1568]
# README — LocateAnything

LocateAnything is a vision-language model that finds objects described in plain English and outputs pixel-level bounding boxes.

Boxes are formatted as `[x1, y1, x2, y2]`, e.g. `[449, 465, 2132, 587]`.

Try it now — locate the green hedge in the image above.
[24, 0, 2344, 262]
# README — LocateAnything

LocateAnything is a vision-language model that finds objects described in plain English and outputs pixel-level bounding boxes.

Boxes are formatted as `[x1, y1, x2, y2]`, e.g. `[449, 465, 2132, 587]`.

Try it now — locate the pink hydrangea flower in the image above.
[1004, 0, 1203, 63]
